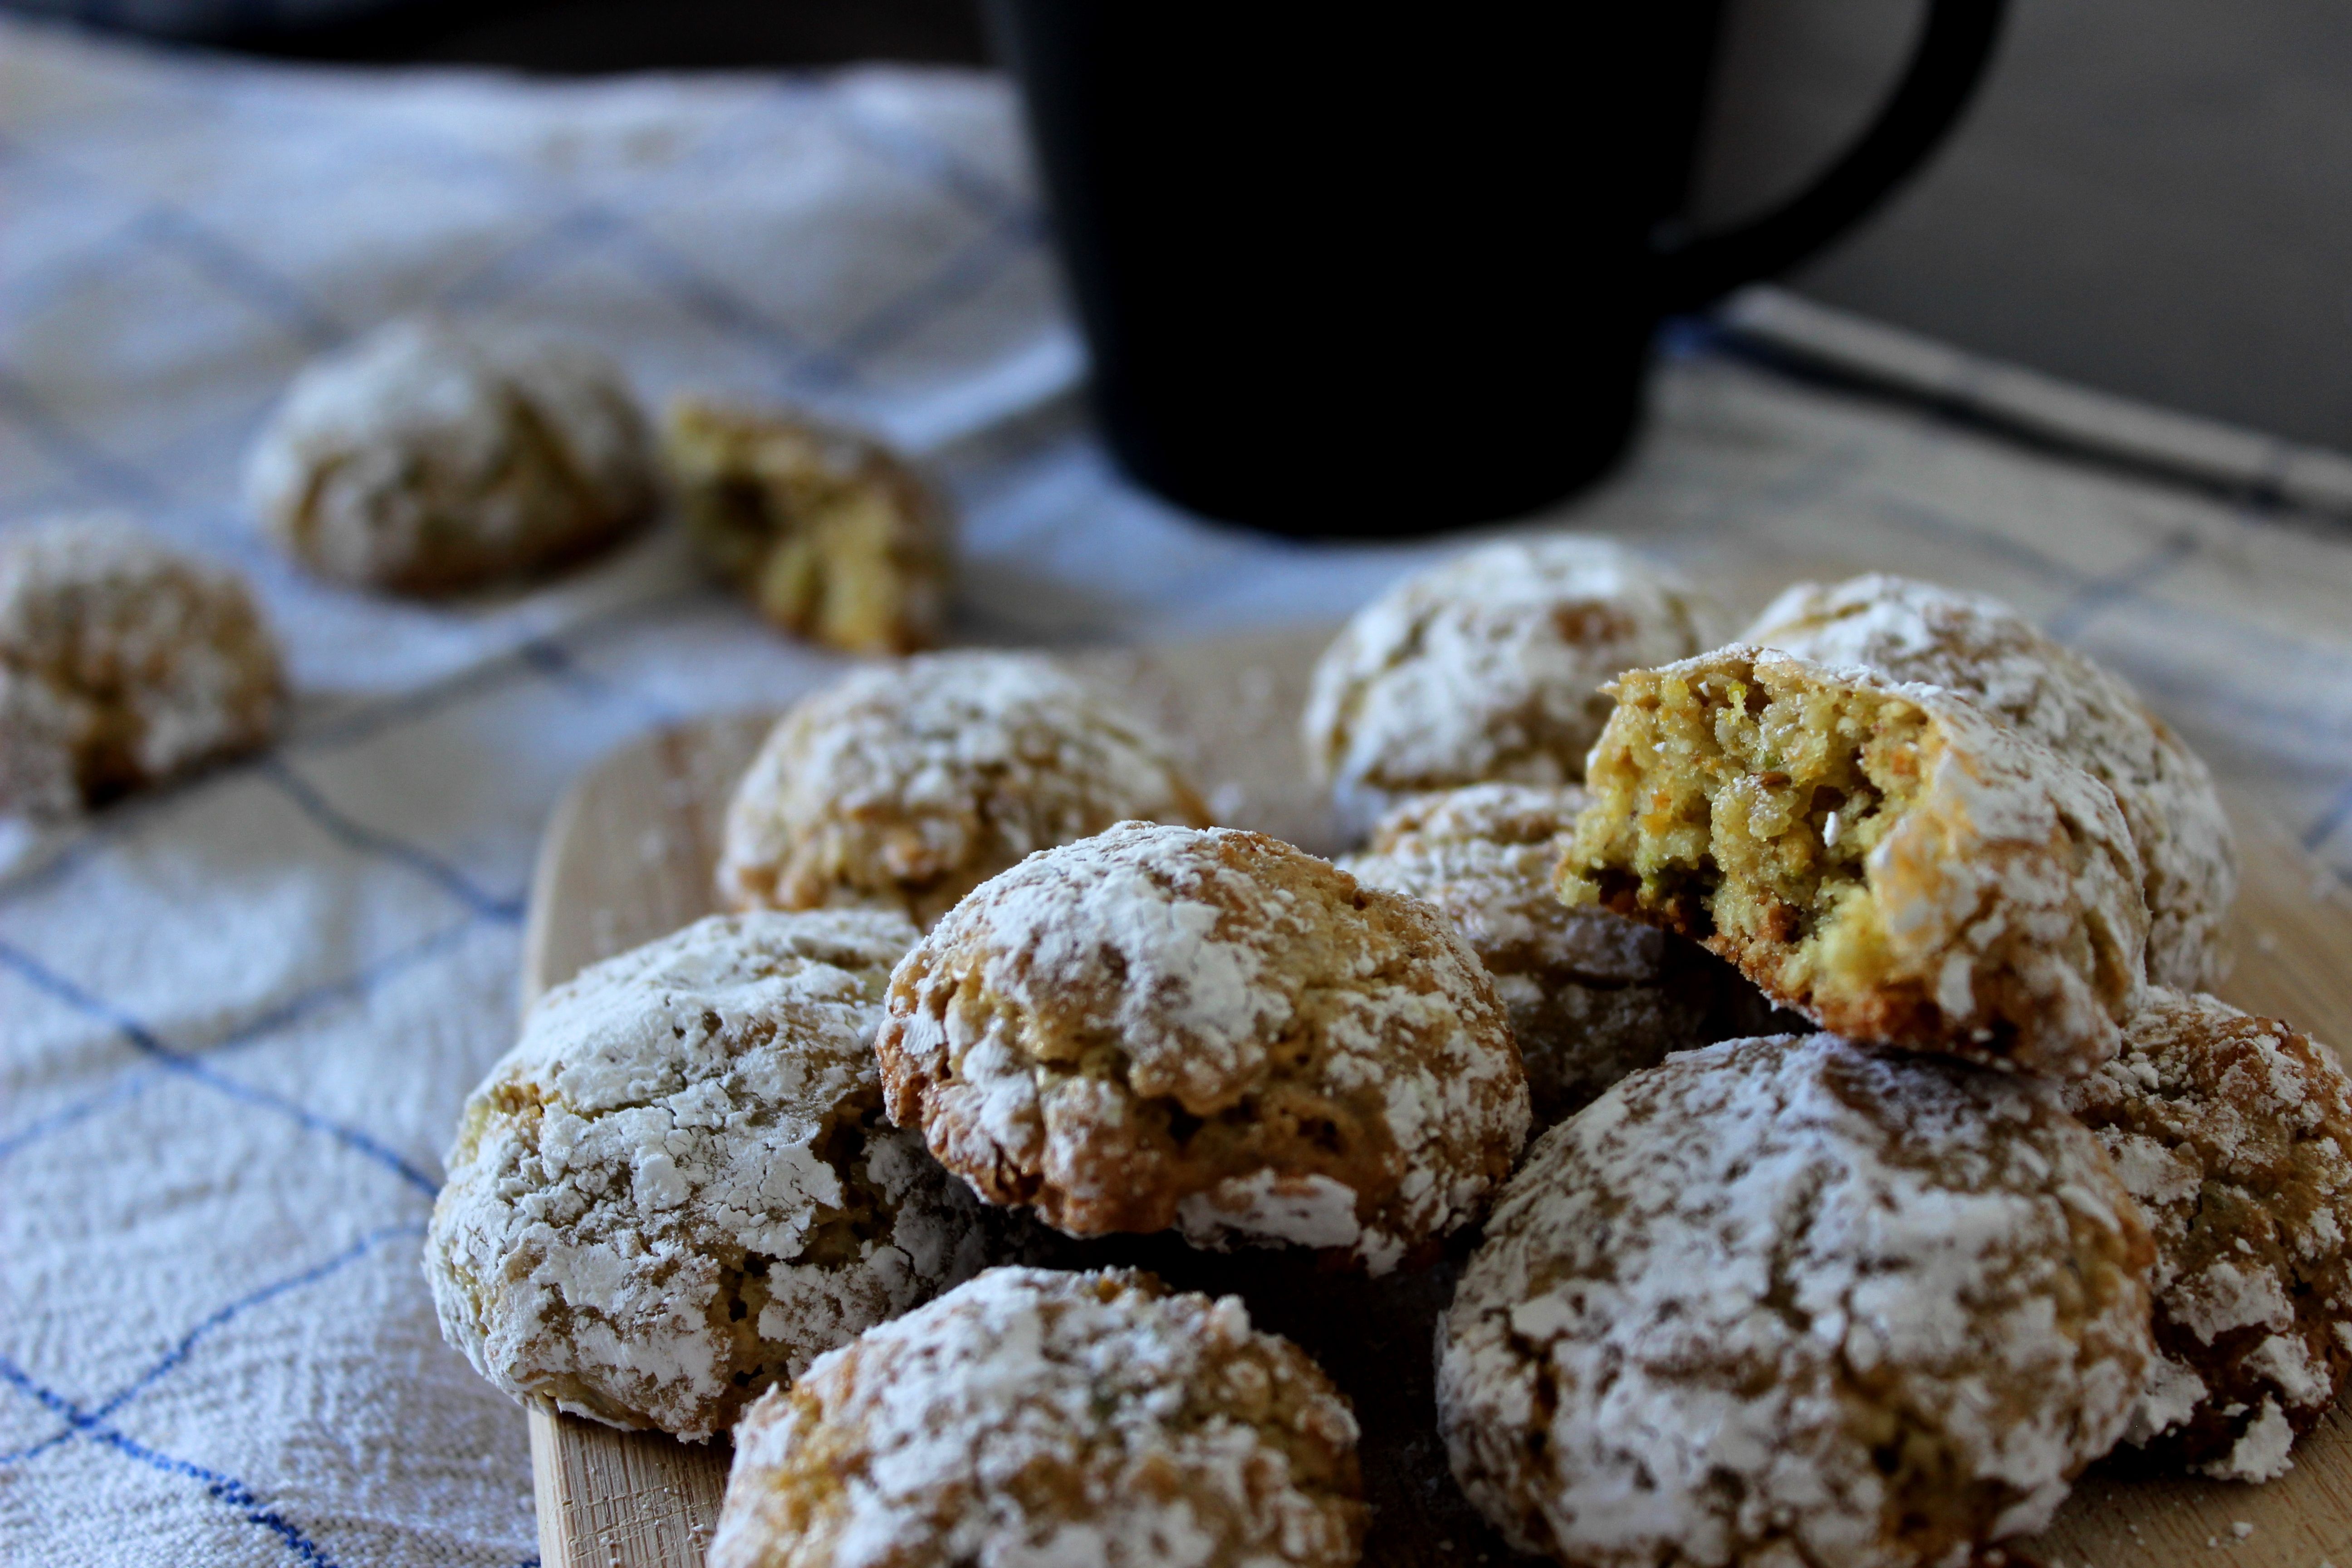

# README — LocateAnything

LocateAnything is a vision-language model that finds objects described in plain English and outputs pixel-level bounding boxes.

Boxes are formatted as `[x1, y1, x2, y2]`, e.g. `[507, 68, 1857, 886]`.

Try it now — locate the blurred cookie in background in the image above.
[662, 397, 951, 656]
[1302, 536, 1721, 838]
[245, 316, 656, 594]
[0, 514, 281, 820]
[716, 651, 1209, 928]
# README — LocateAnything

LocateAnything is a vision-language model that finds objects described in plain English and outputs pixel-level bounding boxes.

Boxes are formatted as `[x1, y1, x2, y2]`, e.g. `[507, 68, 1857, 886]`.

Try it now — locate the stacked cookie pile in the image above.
[416, 539, 2352, 1568]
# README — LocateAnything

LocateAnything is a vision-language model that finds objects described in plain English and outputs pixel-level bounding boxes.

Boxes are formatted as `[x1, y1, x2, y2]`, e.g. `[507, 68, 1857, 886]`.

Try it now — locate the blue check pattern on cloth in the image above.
[5, 17, 2352, 1568]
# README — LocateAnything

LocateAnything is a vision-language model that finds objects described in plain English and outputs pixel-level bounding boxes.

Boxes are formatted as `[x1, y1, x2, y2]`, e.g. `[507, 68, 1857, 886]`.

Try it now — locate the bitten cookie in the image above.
[717, 652, 1211, 928]
[662, 397, 953, 656]
[1745, 574, 2235, 990]
[244, 316, 655, 593]
[423, 910, 992, 1441]
[1301, 536, 1720, 833]
[0, 515, 281, 818]
[2063, 987, 2352, 1481]
[1341, 783, 1773, 1127]
[878, 821, 1531, 1273]
[1439, 1034, 2154, 1568]
[710, 1267, 1364, 1568]
[1557, 647, 2148, 1077]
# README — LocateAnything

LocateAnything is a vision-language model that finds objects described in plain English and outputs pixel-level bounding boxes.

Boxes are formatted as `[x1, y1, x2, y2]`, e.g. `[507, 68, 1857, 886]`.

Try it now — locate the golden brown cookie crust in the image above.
[716, 652, 1211, 928]
[1557, 647, 2148, 1077]
[710, 1267, 1364, 1568]
[662, 397, 952, 656]
[877, 821, 1530, 1273]
[0, 515, 281, 816]
[1439, 1034, 2154, 1568]
[244, 317, 655, 594]
[1301, 536, 1722, 834]
[422, 910, 995, 1441]
[1744, 574, 2236, 990]
[1342, 783, 1752, 1127]
[2062, 987, 2352, 1481]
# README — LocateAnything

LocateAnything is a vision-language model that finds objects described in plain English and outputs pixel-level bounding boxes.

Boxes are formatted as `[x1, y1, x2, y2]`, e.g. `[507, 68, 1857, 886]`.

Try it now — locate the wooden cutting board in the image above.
[517, 627, 2352, 1568]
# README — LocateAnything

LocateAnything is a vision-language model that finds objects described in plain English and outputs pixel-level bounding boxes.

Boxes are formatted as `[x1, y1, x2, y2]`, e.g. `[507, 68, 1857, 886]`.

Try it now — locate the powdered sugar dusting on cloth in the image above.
[708, 1267, 1364, 1568]
[1745, 573, 2237, 990]
[1301, 535, 1722, 836]
[1439, 1034, 2154, 1568]
[424, 908, 995, 1441]
[878, 821, 1529, 1271]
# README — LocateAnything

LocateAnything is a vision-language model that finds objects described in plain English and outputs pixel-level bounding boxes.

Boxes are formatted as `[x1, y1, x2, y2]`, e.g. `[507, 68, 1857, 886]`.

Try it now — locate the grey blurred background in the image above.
[16, 0, 2345, 450]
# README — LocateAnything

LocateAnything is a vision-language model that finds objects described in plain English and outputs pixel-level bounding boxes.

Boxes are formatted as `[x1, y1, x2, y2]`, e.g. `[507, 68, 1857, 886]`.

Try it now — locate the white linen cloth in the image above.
[4, 18, 2352, 1567]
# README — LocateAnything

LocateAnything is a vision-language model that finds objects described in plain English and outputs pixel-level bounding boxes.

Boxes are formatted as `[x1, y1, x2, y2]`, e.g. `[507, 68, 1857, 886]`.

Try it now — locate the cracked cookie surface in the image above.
[2063, 987, 2352, 1481]
[245, 316, 654, 593]
[1438, 1034, 2153, 1568]
[710, 1266, 1364, 1568]
[1342, 783, 1779, 1128]
[423, 909, 992, 1441]
[1557, 647, 2147, 1077]
[1744, 574, 2234, 990]
[1301, 536, 1721, 835]
[0, 515, 281, 818]
[877, 821, 1530, 1273]
[717, 652, 1210, 928]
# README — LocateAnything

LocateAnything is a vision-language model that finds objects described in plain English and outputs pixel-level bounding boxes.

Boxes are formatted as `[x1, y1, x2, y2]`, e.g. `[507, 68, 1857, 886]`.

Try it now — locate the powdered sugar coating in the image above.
[877, 821, 1530, 1273]
[1745, 574, 2236, 989]
[1439, 1034, 2154, 1568]
[1341, 784, 1738, 1127]
[718, 652, 1210, 928]
[2062, 987, 2352, 1481]
[424, 910, 995, 1441]
[0, 515, 281, 818]
[1302, 536, 1722, 835]
[245, 316, 654, 593]
[1561, 647, 2150, 1077]
[710, 1267, 1363, 1568]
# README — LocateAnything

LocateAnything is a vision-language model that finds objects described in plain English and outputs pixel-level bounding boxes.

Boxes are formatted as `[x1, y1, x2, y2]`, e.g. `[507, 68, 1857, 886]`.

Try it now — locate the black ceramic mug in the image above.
[986, 1, 2009, 534]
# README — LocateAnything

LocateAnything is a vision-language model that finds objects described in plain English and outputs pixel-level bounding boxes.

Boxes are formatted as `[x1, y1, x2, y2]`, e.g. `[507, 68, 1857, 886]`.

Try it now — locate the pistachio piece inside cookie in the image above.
[2063, 987, 2352, 1481]
[877, 821, 1531, 1273]
[1439, 1034, 2154, 1568]
[1557, 647, 2148, 1076]
[711, 1267, 1365, 1568]
[423, 909, 993, 1441]
[1745, 573, 2235, 990]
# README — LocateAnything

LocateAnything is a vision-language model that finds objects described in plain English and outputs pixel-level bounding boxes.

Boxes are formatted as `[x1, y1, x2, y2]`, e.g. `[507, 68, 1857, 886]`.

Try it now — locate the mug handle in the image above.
[1651, 0, 2009, 314]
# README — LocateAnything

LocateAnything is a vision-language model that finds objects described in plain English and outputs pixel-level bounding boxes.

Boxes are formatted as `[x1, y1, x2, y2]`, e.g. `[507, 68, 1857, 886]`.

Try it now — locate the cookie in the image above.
[1557, 647, 2148, 1077]
[710, 1266, 1364, 1568]
[717, 652, 1211, 928]
[878, 821, 1530, 1273]
[1301, 536, 1720, 835]
[423, 910, 993, 1441]
[1341, 783, 1779, 1127]
[1745, 574, 2235, 989]
[0, 515, 281, 818]
[662, 396, 953, 656]
[244, 316, 655, 593]
[2062, 987, 2352, 1481]
[1438, 1034, 2154, 1568]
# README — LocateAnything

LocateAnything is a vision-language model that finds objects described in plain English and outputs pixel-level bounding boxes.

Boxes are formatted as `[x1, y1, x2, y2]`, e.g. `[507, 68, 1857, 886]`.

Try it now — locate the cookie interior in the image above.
[1563, 661, 1930, 1013]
